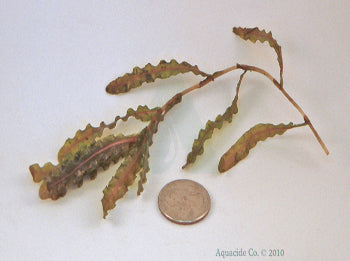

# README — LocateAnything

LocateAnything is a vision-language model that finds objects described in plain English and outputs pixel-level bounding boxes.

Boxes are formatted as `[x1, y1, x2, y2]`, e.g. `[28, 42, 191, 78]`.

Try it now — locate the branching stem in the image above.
[237, 64, 329, 155]
[159, 63, 329, 155]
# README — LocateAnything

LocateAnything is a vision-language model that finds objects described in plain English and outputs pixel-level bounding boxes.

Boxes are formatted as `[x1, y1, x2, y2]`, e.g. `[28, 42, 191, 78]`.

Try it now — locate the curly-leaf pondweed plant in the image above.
[30, 27, 329, 218]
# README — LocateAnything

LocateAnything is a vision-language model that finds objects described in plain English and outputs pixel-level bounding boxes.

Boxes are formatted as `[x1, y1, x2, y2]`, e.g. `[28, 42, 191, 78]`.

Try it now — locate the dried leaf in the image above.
[58, 122, 110, 164]
[101, 145, 142, 218]
[30, 134, 136, 200]
[233, 27, 283, 86]
[29, 26, 326, 220]
[137, 141, 149, 196]
[183, 71, 247, 168]
[57, 105, 160, 163]
[101, 113, 163, 218]
[123, 105, 161, 122]
[106, 59, 209, 94]
[218, 122, 306, 172]
[29, 162, 57, 183]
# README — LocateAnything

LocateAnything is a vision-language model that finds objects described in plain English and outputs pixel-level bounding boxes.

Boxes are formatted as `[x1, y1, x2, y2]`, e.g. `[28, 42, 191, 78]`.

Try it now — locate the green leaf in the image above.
[233, 27, 283, 86]
[183, 71, 247, 168]
[30, 134, 136, 200]
[106, 59, 209, 94]
[218, 122, 306, 173]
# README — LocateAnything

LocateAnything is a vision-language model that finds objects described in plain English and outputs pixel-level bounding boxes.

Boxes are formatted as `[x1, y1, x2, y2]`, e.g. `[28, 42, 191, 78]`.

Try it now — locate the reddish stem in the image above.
[158, 64, 329, 155]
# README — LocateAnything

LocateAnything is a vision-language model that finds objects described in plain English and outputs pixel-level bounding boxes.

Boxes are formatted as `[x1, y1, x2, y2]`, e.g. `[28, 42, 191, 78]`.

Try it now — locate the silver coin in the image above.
[158, 179, 211, 224]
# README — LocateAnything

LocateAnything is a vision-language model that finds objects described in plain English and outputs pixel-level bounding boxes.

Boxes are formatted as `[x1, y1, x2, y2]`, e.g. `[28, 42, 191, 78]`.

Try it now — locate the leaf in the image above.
[30, 134, 136, 200]
[233, 27, 283, 86]
[218, 122, 306, 173]
[137, 140, 150, 196]
[101, 113, 163, 218]
[123, 105, 161, 122]
[101, 145, 142, 218]
[57, 122, 111, 164]
[183, 71, 247, 168]
[106, 59, 209, 94]
[57, 105, 160, 163]
[29, 162, 57, 183]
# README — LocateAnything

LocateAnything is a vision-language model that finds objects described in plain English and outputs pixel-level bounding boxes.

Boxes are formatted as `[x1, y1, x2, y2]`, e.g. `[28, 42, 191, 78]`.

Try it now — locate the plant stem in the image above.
[160, 63, 329, 155]
[160, 65, 238, 113]
[237, 64, 329, 155]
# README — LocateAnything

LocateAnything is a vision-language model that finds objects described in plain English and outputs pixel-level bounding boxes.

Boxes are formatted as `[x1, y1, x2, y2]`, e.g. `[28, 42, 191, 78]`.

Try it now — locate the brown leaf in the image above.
[183, 71, 247, 168]
[57, 105, 160, 164]
[218, 122, 306, 172]
[233, 27, 283, 86]
[101, 146, 142, 218]
[30, 134, 136, 200]
[101, 113, 163, 218]
[106, 59, 209, 94]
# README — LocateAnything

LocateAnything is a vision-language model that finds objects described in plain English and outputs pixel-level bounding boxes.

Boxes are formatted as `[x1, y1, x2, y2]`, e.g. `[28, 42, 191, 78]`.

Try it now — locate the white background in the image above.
[1, 1, 349, 260]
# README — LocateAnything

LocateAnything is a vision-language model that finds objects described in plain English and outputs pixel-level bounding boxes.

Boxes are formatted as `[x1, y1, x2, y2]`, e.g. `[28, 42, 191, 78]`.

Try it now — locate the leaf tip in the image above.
[137, 179, 144, 196]
[232, 26, 240, 34]
[39, 181, 50, 200]
[101, 195, 113, 219]
[29, 163, 43, 183]
[105, 81, 119, 95]
[29, 163, 52, 183]
[218, 153, 236, 173]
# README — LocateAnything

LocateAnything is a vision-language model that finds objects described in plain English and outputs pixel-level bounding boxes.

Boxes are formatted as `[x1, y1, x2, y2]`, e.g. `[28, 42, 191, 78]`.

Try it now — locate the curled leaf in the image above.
[101, 113, 163, 218]
[30, 134, 136, 200]
[183, 71, 247, 168]
[123, 105, 161, 122]
[30, 162, 57, 183]
[233, 27, 283, 86]
[106, 59, 209, 94]
[137, 149, 149, 196]
[101, 146, 142, 218]
[218, 122, 306, 173]
[58, 122, 111, 164]
[57, 105, 160, 163]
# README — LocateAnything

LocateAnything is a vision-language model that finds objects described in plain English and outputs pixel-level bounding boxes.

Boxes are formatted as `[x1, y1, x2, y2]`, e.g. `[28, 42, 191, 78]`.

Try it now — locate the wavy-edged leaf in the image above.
[233, 27, 283, 86]
[106, 59, 209, 95]
[29, 162, 58, 183]
[218, 122, 306, 173]
[183, 71, 247, 168]
[57, 122, 111, 164]
[57, 105, 160, 163]
[123, 105, 161, 122]
[101, 113, 163, 218]
[134, 111, 164, 196]
[30, 134, 136, 200]
[137, 147, 149, 196]
[101, 145, 142, 218]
